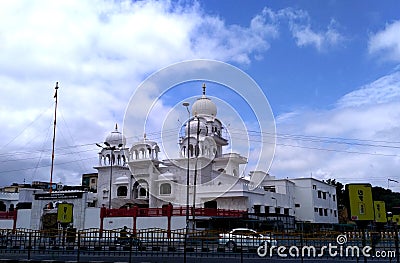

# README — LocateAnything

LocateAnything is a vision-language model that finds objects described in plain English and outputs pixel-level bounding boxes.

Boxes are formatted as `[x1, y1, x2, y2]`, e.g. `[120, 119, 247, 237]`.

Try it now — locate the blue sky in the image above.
[0, 0, 400, 191]
[203, 0, 400, 112]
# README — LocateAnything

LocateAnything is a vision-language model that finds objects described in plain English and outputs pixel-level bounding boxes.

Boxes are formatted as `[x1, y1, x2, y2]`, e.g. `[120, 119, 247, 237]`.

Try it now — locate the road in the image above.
[0, 249, 397, 263]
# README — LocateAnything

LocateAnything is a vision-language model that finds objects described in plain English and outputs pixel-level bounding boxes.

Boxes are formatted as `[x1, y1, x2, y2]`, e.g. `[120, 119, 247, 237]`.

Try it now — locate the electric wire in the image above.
[1, 126, 399, 176]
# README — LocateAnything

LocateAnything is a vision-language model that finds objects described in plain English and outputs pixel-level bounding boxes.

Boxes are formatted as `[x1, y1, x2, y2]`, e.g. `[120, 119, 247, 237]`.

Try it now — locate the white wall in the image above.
[170, 216, 186, 230]
[84, 208, 101, 229]
[0, 220, 13, 229]
[103, 217, 133, 230]
[137, 216, 167, 229]
[16, 209, 31, 229]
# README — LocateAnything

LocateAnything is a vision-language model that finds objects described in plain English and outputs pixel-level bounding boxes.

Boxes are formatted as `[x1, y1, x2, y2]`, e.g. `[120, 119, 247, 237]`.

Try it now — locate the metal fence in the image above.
[0, 228, 399, 262]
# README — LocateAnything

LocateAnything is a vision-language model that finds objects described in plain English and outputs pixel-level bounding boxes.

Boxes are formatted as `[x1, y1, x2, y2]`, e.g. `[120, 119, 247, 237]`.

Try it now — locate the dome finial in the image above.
[115, 123, 118, 131]
[202, 83, 206, 96]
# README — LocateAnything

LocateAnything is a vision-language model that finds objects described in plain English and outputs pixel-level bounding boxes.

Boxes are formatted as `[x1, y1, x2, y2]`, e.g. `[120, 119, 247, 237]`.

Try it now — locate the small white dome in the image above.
[105, 124, 126, 146]
[114, 175, 129, 185]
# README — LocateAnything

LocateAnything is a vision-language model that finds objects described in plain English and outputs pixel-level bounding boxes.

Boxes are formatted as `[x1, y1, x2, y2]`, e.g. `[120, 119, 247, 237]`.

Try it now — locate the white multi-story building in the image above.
[291, 178, 338, 224]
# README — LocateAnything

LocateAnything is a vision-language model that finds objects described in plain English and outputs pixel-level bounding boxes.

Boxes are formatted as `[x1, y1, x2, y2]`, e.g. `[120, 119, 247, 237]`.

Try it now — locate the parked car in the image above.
[218, 228, 277, 251]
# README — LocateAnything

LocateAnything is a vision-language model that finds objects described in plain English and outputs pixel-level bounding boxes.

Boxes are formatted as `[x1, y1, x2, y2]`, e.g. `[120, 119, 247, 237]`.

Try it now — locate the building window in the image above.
[322, 192, 327, 199]
[319, 208, 323, 216]
[117, 186, 127, 197]
[295, 204, 300, 208]
[318, 191, 322, 198]
[284, 208, 290, 215]
[91, 178, 96, 184]
[333, 195, 336, 201]
[312, 184, 317, 190]
[275, 207, 280, 214]
[265, 206, 270, 215]
[253, 205, 261, 214]
[314, 207, 318, 213]
[334, 210, 337, 217]
[263, 186, 276, 192]
[324, 209, 328, 216]
[160, 183, 171, 195]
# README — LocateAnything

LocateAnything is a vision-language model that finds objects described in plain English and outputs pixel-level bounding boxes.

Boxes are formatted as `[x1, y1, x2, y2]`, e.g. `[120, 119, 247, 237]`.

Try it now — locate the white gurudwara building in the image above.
[93, 86, 338, 226]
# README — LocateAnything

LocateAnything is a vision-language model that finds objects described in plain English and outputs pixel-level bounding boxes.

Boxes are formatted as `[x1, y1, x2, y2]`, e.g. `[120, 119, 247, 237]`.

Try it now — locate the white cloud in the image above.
[288, 16, 344, 51]
[337, 71, 400, 108]
[369, 20, 400, 62]
[0, 0, 280, 186]
[271, 70, 400, 191]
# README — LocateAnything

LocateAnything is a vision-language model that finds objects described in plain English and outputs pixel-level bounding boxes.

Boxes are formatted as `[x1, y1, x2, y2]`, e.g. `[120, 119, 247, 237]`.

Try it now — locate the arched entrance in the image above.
[204, 200, 217, 209]
[0, 202, 6, 211]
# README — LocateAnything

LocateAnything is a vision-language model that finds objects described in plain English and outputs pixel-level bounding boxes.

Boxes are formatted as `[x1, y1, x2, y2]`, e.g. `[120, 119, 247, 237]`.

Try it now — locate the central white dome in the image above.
[192, 96, 217, 117]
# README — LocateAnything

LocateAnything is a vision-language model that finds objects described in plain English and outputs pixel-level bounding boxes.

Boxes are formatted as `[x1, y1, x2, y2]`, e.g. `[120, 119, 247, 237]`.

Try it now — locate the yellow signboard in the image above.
[347, 184, 374, 221]
[374, 201, 387, 223]
[392, 215, 400, 224]
[57, 203, 73, 224]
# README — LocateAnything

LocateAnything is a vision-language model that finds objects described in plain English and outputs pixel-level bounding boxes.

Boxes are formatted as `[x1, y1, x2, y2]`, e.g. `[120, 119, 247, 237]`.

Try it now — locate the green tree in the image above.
[372, 186, 400, 212]
[325, 179, 345, 209]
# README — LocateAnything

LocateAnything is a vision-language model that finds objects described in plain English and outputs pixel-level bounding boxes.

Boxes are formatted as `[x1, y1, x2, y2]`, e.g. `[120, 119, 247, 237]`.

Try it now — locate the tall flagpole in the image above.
[49, 82, 59, 193]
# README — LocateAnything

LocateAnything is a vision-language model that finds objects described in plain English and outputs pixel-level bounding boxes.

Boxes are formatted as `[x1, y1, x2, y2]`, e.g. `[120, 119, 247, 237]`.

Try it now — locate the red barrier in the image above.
[102, 207, 246, 218]
[0, 211, 16, 219]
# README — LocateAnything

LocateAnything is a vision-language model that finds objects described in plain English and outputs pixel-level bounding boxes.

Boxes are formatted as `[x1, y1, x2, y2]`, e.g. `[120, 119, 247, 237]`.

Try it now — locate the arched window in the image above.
[160, 183, 171, 195]
[189, 144, 194, 157]
[117, 186, 127, 197]
[136, 181, 149, 199]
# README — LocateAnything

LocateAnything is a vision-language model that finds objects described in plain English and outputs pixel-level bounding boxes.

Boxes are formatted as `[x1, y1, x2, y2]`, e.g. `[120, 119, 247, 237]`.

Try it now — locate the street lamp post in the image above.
[96, 142, 123, 209]
[182, 102, 190, 263]
[192, 115, 200, 230]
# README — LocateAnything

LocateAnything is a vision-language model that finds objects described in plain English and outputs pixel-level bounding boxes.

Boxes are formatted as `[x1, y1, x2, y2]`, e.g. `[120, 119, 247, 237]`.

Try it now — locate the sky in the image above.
[0, 0, 400, 191]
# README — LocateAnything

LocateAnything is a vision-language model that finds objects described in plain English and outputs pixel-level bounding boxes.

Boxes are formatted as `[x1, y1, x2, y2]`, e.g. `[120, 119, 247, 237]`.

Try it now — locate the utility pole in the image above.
[49, 82, 59, 193]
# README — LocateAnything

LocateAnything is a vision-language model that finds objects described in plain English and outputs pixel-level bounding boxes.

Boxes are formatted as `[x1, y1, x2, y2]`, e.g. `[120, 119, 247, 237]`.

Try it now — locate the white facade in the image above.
[291, 178, 338, 223]
[0, 192, 19, 211]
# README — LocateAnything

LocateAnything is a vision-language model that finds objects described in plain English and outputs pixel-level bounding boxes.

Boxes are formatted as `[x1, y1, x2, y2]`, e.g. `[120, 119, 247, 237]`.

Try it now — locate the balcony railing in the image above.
[103, 207, 247, 218]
